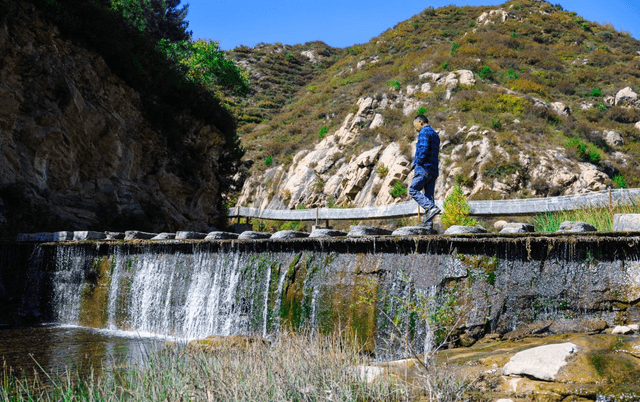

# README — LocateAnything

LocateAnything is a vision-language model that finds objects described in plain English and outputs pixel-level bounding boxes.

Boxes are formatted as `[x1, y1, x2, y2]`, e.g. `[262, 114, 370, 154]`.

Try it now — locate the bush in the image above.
[389, 181, 407, 198]
[612, 173, 627, 189]
[565, 138, 601, 164]
[385, 80, 401, 90]
[264, 156, 273, 166]
[478, 66, 494, 80]
[441, 185, 478, 229]
[318, 125, 328, 138]
[591, 88, 603, 97]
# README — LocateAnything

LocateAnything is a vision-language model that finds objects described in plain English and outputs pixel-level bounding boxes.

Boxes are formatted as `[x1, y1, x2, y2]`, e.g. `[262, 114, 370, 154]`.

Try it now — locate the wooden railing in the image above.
[228, 189, 640, 222]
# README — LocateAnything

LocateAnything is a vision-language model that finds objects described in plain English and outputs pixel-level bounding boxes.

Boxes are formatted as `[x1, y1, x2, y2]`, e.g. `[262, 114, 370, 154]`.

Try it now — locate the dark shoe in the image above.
[418, 221, 433, 230]
[422, 206, 441, 223]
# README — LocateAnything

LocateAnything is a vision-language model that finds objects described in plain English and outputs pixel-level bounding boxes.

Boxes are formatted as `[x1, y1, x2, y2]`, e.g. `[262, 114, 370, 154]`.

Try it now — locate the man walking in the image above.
[409, 114, 441, 227]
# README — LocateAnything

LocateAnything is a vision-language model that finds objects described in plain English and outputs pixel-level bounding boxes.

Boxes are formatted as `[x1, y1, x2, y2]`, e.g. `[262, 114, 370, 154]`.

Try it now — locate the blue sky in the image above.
[185, 1, 639, 50]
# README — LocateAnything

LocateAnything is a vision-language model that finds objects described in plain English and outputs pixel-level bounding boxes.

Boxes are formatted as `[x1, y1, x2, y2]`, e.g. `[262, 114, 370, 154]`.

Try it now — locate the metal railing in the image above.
[228, 188, 640, 222]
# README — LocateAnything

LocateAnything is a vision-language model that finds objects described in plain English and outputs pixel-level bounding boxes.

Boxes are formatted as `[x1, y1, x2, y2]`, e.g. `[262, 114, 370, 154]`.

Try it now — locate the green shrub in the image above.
[385, 80, 401, 90]
[612, 173, 627, 189]
[264, 156, 273, 166]
[318, 125, 328, 138]
[416, 106, 428, 116]
[565, 138, 601, 164]
[389, 181, 407, 198]
[441, 185, 478, 229]
[450, 41, 460, 56]
[591, 88, 602, 97]
[490, 117, 502, 130]
[376, 165, 389, 177]
[478, 66, 494, 80]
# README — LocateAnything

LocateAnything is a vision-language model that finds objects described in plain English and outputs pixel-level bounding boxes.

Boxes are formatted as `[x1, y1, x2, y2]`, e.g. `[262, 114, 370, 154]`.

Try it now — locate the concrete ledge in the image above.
[613, 214, 640, 231]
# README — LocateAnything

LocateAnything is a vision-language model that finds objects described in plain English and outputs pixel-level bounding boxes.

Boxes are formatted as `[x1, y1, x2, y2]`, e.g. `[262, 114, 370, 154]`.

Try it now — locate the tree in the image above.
[109, 0, 191, 42]
[441, 185, 478, 229]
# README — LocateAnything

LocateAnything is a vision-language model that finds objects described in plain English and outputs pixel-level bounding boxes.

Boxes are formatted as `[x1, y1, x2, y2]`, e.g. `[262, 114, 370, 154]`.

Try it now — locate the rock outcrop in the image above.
[0, 3, 229, 235]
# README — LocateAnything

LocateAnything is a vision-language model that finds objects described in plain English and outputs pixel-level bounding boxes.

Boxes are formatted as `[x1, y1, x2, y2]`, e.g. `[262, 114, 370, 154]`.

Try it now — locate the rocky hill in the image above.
[0, 0, 239, 236]
[233, 0, 640, 214]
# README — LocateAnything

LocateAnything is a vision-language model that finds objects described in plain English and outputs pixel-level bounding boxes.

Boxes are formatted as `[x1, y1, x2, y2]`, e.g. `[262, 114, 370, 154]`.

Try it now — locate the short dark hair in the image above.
[414, 114, 429, 124]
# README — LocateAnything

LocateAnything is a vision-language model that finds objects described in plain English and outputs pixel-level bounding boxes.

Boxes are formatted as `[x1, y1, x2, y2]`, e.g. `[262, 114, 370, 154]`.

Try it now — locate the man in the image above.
[409, 114, 441, 227]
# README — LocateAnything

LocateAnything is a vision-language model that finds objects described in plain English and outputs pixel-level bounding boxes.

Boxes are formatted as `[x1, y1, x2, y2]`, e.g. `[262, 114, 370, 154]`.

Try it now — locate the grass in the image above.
[1, 332, 412, 402]
[531, 198, 640, 232]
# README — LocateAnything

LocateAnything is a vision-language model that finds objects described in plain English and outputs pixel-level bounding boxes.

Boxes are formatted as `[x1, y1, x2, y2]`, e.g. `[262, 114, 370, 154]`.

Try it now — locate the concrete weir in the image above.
[1, 234, 639, 359]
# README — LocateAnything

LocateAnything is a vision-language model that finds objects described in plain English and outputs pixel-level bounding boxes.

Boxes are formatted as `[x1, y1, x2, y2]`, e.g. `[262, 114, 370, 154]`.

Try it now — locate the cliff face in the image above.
[0, 2, 228, 235]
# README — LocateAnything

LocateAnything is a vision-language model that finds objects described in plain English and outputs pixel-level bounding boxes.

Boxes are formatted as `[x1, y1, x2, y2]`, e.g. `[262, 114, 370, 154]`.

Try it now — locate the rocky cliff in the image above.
[0, 1, 232, 235]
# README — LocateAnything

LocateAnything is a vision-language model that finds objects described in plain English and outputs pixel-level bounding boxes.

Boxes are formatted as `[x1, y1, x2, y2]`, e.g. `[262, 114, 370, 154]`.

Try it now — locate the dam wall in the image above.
[1, 235, 639, 358]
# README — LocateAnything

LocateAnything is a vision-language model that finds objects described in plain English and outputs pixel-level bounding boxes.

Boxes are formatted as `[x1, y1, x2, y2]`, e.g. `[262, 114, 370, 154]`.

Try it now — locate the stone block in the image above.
[105, 232, 125, 240]
[152, 233, 176, 240]
[124, 231, 157, 240]
[73, 231, 106, 241]
[444, 225, 487, 235]
[205, 231, 239, 240]
[16, 231, 74, 242]
[556, 221, 597, 233]
[237, 231, 271, 240]
[271, 230, 309, 239]
[309, 229, 347, 238]
[347, 225, 392, 237]
[392, 226, 434, 236]
[175, 231, 207, 240]
[613, 214, 640, 231]
[500, 223, 535, 234]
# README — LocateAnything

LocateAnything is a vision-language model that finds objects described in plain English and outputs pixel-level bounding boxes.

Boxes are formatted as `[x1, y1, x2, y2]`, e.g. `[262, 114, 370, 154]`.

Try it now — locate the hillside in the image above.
[233, 0, 640, 215]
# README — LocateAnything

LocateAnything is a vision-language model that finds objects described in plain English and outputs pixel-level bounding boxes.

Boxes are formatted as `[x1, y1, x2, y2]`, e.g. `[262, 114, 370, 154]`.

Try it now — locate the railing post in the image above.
[315, 208, 319, 226]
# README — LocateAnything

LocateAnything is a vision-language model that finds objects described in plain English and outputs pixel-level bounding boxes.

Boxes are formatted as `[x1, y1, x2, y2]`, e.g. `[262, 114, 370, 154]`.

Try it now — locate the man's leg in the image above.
[409, 171, 430, 210]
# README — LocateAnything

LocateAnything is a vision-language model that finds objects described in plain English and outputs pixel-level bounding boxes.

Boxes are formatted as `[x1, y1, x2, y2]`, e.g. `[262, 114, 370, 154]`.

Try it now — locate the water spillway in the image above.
[1, 235, 639, 358]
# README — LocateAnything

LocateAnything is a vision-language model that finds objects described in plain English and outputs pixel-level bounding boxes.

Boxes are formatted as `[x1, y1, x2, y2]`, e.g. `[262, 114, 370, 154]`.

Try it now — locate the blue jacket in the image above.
[412, 125, 440, 178]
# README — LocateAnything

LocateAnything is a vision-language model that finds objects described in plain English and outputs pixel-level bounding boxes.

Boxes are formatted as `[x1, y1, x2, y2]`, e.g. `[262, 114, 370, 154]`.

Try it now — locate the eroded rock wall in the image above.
[0, 2, 227, 235]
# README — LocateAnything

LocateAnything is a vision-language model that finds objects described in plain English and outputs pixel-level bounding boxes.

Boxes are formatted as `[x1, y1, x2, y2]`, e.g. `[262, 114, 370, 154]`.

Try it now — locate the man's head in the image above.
[413, 114, 429, 132]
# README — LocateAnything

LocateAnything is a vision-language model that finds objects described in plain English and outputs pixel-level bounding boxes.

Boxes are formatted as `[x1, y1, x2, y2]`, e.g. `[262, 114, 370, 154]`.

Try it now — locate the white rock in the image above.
[406, 85, 419, 96]
[612, 325, 633, 334]
[421, 83, 432, 93]
[604, 95, 615, 106]
[629, 324, 639, 332]
[300, 50, 317, 63]
[550, 101, 571, 116]
[603, 130, 624, 147]
[369, 113, 384, 129]
[635, 121, 640, 131]
[356, 60, 366, 70]
[503, 343, 577, 381]
[615, 86, 638, 106]
[494, 220, 508, 230]
[456, 70, 476, 86]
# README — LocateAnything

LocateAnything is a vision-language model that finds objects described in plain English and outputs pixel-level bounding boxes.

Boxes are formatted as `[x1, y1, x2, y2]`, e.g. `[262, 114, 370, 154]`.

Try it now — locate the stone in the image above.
[124, 231, 158, 240]
[347, 225, 392, 236]
[151, 233, 176, 240]
[500, 223, 535, 234]
[636, 121, 640, 131]
[105, 232, 125, 240]
[175, 231, 208, 240]
[392, 226, 434, 236]
[628, 306, 640, 322]
[205, 231, 239, 240]
[603, 130, 624, 147]
[613, 214, 640, 231]
[308, 229, 347, 238]
[550, 101, 571, 116]
[444, 225, 487, 235]
[629, 324, 639, 332]
[456, 70, 475, 86]
[73, 231, 106, 241]
[16, 231, 74, 242]
[604, 95, 615, 106]
[503, 342, 577, 381]
[270, 230, 309, 239]
[369, 113, 384, 129]
[556, 221, 597, 233]
[611, 325, 633, 335]
[549, 318, 607, 334]
[354, 365, 384, 384]
[493, 220, 508, 231]
[615, 86, 638, 106]
[237, 231, 271, 240]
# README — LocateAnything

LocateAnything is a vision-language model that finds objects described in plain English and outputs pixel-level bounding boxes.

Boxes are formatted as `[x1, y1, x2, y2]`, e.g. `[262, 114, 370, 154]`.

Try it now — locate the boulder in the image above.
[549, 318, 608, 335]
[456, 70, 475, 86]
[392, 226, 434, 236]
[124, 231, 158, 240]
[271, 230, 309, 239]
[603, 130, 624, 147]
[636, 121, 640, 131]
[493, 220, 508, 231]
[151, 233, 176, 240]
[500, 223, 535, 234]
[308, 229, 347, 238]
[347, 225, 392, 237]
[444, 225, 487, 235]
[369, 113, 384, 129]
[237, 231, 271, 240]
[556, 221, 597, 233]
[503, 342, 577, 381]
[175, 231, 208, 240]
[105, 232, 125, 240]
[615, 86, 638, 106]
[611, 325, 634, 335]
[73, 231, 106, 241]
[613, 214, 640, 231]
[550, 102, 571, 116]
[205, 231, 239, 240]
